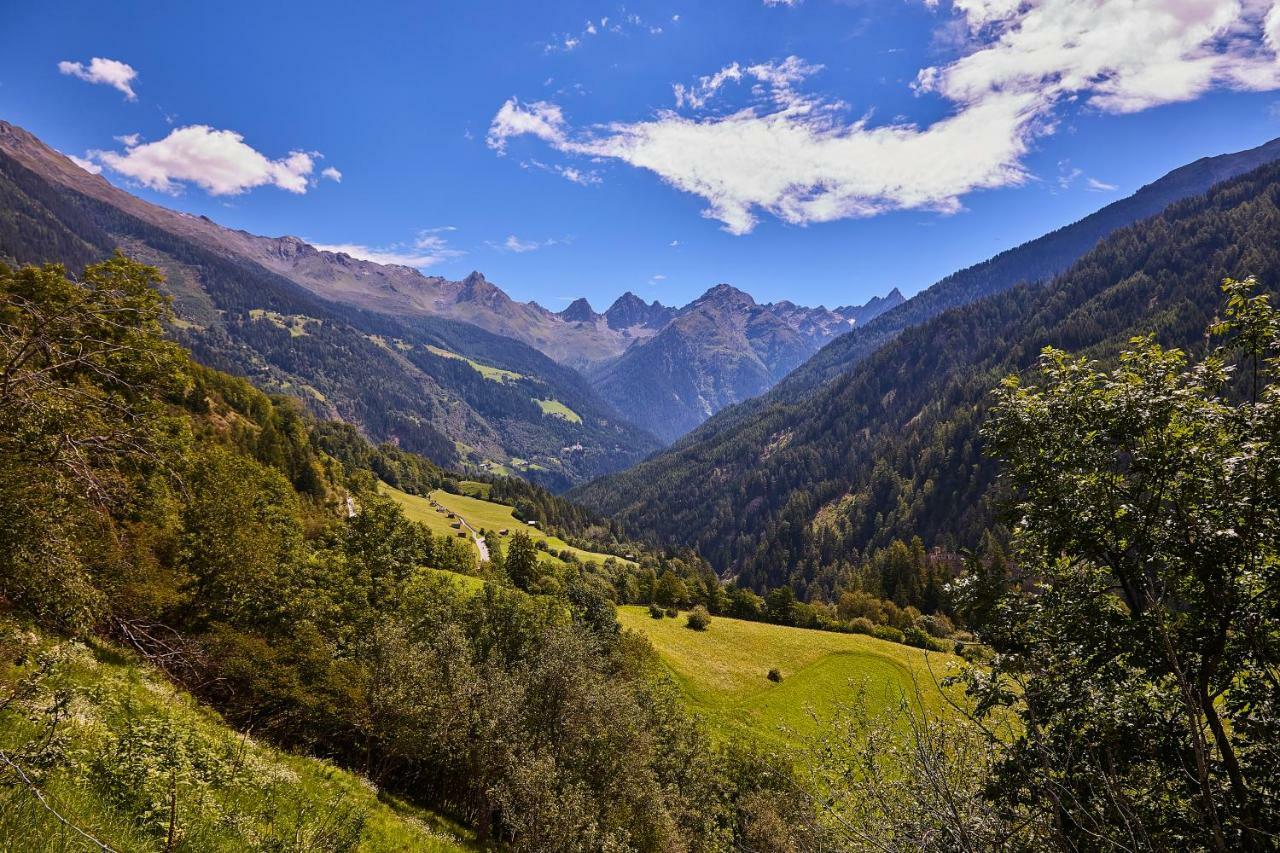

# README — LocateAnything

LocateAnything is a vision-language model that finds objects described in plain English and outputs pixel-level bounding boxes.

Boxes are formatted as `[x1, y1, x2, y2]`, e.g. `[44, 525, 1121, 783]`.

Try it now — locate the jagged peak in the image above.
[559, 297, 598, 323]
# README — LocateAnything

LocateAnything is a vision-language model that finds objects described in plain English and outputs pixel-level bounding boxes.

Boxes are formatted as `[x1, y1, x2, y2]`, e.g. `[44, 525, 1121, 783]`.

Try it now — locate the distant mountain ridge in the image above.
[573, 151, 1280, 590]
[588, 283, 898, 441]
[0, 119, 660, 490]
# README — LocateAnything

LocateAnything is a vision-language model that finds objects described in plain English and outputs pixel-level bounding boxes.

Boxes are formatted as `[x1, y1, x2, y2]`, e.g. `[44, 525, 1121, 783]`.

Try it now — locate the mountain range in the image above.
[572, 137, 1280, 591]
[0, 120, 662, 489]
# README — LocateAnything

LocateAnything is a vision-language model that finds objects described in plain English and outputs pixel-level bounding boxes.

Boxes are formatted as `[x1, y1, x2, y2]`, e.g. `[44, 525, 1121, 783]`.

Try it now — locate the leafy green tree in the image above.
[975, 278, 1280, 851]
[505, 531, 541, 591]
[0, 256, 185, 631]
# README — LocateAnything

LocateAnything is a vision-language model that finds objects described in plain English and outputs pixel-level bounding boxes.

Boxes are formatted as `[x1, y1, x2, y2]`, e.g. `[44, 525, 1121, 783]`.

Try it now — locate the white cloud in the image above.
[321, 166, 343, 182]
[312, 228, 463, 269]
[58, 57, 138, 100]
[114, 133, 141, 147]
[66, 153, 101, 174]
[1087, 177, 1118, 191]
[490, 0, 1280, 234]
[764, 0, 802, 6]
[492, 234, 558, 253]
[91, 125, 330, 196]
[669, 239, 680, 247]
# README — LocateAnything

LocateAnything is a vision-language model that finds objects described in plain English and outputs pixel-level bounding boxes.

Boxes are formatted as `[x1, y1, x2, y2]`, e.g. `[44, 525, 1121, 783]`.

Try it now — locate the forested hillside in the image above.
[0, 255, 824, 850]
[574, 156, 1280, 593]
[0, 122, 659, 489]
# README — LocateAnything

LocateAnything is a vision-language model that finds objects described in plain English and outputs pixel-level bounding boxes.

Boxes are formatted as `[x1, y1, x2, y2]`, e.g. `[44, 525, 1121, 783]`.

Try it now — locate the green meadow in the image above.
[616, 606, 961, 750]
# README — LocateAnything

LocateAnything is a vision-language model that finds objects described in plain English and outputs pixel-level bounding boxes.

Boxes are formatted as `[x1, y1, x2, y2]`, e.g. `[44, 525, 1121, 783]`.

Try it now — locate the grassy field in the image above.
[429, 489, 634, 569]
[379, 483, 482, 561]
[458, 480, 492, 498]
[0, 622, 482, 852]
[617, 606, 961, 750]
[533, 398, 582, 423]
[424, 345, 523, 383]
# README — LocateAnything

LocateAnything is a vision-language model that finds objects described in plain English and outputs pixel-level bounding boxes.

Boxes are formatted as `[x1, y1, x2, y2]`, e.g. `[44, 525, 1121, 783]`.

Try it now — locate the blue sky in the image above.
[6, 0, 1280, 311]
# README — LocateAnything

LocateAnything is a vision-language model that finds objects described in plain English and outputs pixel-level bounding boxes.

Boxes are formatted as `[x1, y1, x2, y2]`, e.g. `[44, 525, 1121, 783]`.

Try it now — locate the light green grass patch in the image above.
[533, 398, 582, 424]
[458, 480, 492, 498]
[429, 490, 634, 569]
[616, 606, 961, 750]
[425, 345, 524, 383]
[379, 483, 482, 563]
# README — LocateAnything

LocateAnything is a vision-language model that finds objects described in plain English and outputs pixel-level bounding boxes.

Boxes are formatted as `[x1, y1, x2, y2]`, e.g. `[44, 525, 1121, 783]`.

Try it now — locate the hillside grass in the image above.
[424, 345, 523, 383]
[617, 606, 962, 750]
[533, 398, 582, 423]
[0, 621, 482, 852]
[378, 483, 482, 561]
[428, 490, 635, 569]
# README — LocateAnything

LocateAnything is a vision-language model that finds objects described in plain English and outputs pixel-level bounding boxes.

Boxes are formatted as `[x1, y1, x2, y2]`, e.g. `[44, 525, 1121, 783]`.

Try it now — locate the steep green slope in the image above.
[0, 121, 659, 490]
[625, 135, 1280, 461]
[574, 157, 1280, 592]
[0, 620, 480, 852]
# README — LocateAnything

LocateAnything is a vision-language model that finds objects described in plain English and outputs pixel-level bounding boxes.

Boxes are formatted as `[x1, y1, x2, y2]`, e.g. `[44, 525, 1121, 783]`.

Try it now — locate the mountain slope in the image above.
[572, 156, 1280, 591]
[0, 120, 658, 489]
[590, 284, 893, 441]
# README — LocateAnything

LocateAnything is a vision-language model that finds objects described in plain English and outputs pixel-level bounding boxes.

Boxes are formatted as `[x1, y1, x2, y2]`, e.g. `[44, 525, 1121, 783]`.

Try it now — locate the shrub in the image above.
[648, 603, 664, 619]
[903, 626, 932, 649]
[665, 607, 678, 619]
[767, 668, 782, 683]
[847, 617, 876, 636]
[917, 614, 955, 638]
[685, 605, 711, 631]
[872, 625, 905, 644]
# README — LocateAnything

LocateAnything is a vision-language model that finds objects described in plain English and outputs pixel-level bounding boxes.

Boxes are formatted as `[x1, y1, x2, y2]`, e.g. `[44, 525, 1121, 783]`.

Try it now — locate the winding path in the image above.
[437, 500, 490, 563]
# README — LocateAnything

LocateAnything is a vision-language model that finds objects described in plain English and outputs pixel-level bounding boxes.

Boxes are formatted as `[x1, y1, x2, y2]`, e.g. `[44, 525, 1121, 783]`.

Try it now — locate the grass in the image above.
[457, 481, 492, 498]
[616, 606, 962, 750]
[428, 489, 634, 569]
[0, 621, 482, 852]
[424, 345, 524, 383]
[378, 483, 481, 562]
[533, 398, 582, 424]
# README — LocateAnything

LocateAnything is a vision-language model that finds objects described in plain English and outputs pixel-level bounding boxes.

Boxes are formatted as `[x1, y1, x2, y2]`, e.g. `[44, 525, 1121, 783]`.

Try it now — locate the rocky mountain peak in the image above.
[605, 291, 672, 329]
[559, 297, 598, 323]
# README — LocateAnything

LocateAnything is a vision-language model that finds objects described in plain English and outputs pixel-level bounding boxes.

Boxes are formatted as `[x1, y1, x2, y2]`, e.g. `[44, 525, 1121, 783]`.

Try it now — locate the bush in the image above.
[903, 626, 932, 649]
[685, 605, 711, 631]
[767, 668, 782, 683]
[847, 617, 876, 636]
[648, 603, 665, 619]
[872, 625, 905, 644]
[917, 614, 955, 638]
[665, 608, 678, 619]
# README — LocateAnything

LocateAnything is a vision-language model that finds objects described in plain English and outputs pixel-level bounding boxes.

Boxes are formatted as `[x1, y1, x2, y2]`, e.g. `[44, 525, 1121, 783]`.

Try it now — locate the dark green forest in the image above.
[574, 156, 1280, 597]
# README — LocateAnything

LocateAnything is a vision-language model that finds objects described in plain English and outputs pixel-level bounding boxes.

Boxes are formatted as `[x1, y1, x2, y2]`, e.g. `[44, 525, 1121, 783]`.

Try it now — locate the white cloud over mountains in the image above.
[313, 227, 463, 269]
[90, 125, 336, 196]
[490, 0, 1280, 234]
[58, 57, 138, 100]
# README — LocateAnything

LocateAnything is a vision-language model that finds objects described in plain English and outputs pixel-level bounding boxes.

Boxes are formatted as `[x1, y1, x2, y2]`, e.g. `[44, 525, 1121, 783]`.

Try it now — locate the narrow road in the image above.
[438, 499, 490, 563]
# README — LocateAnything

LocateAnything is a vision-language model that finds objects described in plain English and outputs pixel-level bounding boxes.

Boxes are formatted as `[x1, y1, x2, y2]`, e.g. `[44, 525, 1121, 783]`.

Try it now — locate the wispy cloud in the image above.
[1086, 177, 1118, 192]
[58, 57, 137, 100]
[492, 0, 1280, 234]
[89, 125, 333, 196]
[312, 227, 464, 269]
[66, 153, 101, 174]
[543, 10, 662, 53]
[489, 234, 559, 253]
[321, 166, 342, 182]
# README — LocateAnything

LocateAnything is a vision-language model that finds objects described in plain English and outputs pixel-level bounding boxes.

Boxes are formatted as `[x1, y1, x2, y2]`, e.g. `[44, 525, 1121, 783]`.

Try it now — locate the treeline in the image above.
[0, 256, 808, 850]
[574, 156, 1280, 593]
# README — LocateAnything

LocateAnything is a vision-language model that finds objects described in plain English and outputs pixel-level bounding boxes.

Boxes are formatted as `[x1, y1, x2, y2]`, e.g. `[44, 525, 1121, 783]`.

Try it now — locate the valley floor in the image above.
[617, 606, 961, 750]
